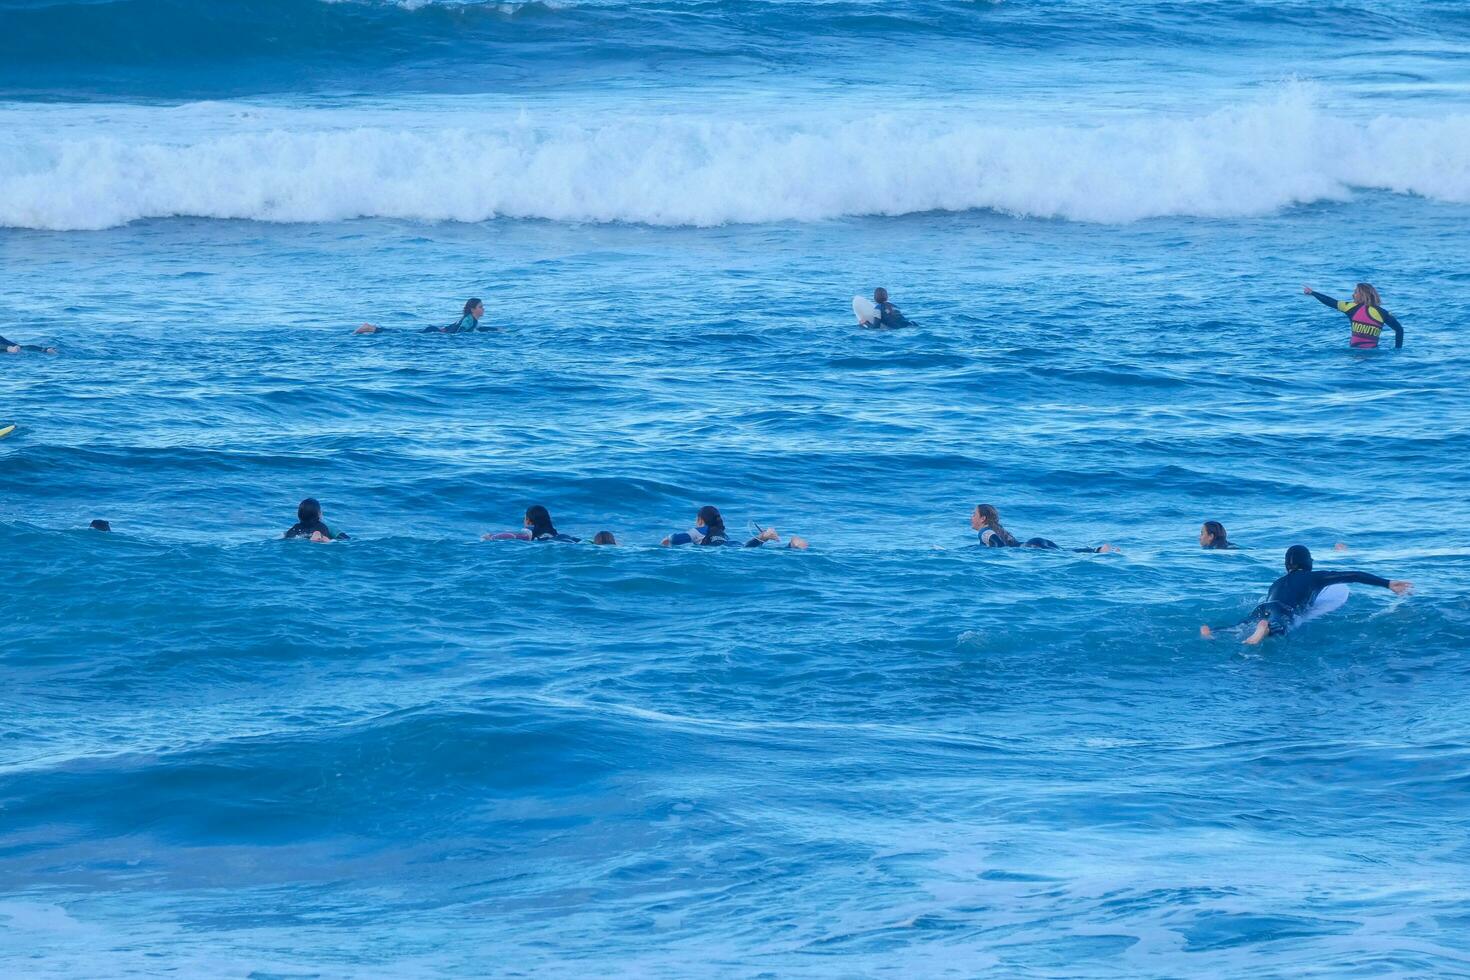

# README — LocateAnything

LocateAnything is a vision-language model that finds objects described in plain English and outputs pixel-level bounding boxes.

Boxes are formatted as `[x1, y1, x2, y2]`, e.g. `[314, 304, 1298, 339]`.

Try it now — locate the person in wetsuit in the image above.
[1200, 521, 1236, 550]
[1200, 544, 1411, 645]
[523, 505, 580, 543]
[662, 505, 809, 549]
[284, 497, 348, 542]
[2, 335, 57, 354]
[867, 288, 912, 329]
[356, 297, 494, 335]
[481, 505, 582, 542]
[1302, 283, 1403, 349]
[970, 504, 1118, 553]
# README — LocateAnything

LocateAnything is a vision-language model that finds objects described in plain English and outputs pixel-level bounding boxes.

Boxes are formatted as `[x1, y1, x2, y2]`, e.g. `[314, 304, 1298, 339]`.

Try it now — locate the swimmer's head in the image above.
[89, 519, 111, 532]
[592, 531, 617, 546]
[525, 505, 555, 536]
[464, 297, 484, 319]
[873, 287, 889, 304]
[971, 503, 1000, 531]
[696, 505, 725, 535]
[1285, 544, 1313, 572]
[1201, 521, 1227, 548]
[298, 498, 322, 524]
[1352, 283, 1381, 308]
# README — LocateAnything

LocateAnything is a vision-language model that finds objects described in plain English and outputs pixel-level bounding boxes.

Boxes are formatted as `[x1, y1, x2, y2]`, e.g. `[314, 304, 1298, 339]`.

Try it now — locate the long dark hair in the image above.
[298, 498, 322, 524]
[697, 505, 726, 541]
[447, 297, 482, 329]
[1203, 520, 1228, 548]
[976, 503, 1019, 547]
[525, 504, 556, 538]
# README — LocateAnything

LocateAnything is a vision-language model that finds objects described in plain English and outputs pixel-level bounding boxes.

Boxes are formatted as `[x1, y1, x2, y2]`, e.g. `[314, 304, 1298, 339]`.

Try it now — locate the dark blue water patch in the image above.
[2, 0, 1465, 98]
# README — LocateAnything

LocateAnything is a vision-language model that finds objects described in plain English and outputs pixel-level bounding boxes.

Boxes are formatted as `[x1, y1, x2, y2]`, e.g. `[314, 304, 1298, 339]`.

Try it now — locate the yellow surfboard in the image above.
[0, 424, 15, 439]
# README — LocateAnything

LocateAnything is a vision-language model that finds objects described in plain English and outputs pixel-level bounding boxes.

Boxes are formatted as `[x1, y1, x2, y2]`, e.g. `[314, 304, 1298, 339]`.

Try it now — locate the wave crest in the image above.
[3, 91, 1468, 231]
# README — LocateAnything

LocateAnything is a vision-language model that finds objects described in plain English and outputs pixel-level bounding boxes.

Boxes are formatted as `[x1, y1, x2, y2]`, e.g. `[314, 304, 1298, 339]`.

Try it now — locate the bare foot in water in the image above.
[1242, 620, 1271, 646]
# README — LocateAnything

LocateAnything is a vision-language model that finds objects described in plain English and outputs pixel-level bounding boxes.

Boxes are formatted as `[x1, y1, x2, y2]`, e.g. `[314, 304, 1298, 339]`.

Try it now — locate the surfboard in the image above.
[853, 295, 878, 326]
[1298, 583, 1349, 624]
[0, 424, 15, 440]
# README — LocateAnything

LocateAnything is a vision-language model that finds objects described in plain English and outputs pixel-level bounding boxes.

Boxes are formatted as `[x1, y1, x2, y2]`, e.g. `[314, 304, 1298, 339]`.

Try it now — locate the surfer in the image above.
[1200, 545, 1411, 645]
[523, 505, 579, 542]
[661, 506, 809, 549]
[868, 288, 912, 329]
[971, 504, 1118, 553]
[2, 335, 57, 354]
[356, 298, 494, 335]
[1199, 521, 1235, 549]
[284, 498, 348, 542]
[591, 531, 618, 546]
[1302, 283, 1403, 349]
[89, 520, 111, 532]
[482, 505, 580, 542]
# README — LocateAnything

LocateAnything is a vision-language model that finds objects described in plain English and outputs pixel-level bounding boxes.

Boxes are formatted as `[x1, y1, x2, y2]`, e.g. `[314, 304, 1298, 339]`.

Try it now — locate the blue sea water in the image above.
[4, 0, 1470, 975]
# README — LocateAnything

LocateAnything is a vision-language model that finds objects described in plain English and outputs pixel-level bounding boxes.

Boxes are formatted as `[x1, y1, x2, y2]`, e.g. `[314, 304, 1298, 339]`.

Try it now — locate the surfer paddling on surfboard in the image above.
[1200, 544, 1411, 645]
[853, 287, 912, 329]
[2, 335, 57, 354]
[356, 297, 497, 335]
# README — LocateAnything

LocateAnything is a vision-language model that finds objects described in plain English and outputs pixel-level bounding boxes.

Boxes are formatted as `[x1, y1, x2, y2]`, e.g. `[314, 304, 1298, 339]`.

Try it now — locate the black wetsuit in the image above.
[285, 519, 348, 540]
[1233, 569, 1391, 635]
[978, 528, 1106, 553]
[0, 335, 49, 352]
[668, 528, 766, 548]
[874, 302, 912, 329]
[1204, 540, 1238, 550]
[530, 527, 580, 543]
[1307, 290, 1403, 349]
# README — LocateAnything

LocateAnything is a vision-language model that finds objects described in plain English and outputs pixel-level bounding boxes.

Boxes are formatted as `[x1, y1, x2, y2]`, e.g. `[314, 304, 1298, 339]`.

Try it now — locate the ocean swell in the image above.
[4, 92, 1468, 231]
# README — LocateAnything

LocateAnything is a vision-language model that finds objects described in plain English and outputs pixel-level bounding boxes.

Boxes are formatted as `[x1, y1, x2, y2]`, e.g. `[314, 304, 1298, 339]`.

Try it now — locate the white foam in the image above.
[3, 89, 1467, 231]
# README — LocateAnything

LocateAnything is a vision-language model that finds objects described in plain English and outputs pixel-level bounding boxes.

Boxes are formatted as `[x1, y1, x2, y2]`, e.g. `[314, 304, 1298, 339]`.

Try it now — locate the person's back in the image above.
[1202, 544, 1410, 644]
[1303, 283, 1403, 349]
[871, 287, 911, 329]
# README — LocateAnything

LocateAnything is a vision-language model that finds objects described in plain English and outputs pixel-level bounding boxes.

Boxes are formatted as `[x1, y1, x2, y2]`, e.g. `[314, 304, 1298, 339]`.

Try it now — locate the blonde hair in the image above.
[1353, 282, 1382, 308]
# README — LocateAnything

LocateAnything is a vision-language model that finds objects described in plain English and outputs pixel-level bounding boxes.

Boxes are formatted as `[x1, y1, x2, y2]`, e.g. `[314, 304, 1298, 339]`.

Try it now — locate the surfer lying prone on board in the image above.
[483, 505, 582, 543]
[356, 298, 499, 335]
[662, 505, 809, 549]
[2, 335, 57, 354]
[284, 498, 349, 542]
[972, 504, 1118, 553]
[1200, 544, 1411, 645]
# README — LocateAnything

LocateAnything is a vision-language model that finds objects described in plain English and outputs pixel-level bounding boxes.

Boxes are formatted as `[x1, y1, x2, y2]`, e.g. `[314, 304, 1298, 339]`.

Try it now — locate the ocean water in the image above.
[5, 1, 1470, 975]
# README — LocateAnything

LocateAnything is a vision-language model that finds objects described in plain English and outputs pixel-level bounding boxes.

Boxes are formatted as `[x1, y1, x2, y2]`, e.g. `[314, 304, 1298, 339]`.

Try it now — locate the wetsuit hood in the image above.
[1285, 545, 1313, 572]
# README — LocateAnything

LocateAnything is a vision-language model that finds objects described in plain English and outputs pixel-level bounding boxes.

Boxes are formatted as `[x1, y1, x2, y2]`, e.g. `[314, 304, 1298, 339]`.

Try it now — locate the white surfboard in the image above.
[853, 295, 878, 326]
[1298, 583, 1349, 625]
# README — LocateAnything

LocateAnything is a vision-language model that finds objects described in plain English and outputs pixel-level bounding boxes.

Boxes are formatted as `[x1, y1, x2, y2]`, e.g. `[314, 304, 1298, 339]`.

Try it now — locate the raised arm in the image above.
[1303, 286, 1346, 312]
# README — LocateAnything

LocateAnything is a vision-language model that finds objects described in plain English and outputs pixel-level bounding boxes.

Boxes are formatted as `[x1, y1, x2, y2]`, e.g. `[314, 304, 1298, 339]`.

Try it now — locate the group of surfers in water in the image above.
[270, 498, 1414, 646]
[0, 282, 1409, 352]
[336, 282, 1407, 347]
[7, 279, 1418, 642]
